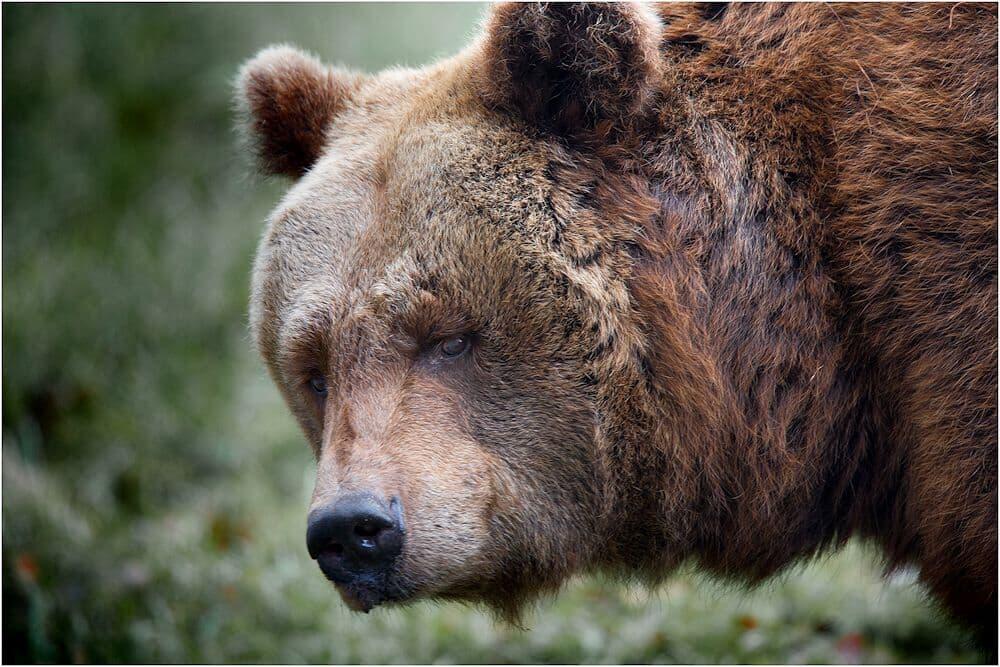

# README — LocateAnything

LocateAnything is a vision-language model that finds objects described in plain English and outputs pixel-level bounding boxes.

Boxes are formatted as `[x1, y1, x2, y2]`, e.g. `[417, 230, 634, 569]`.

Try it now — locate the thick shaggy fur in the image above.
[236, 2, 997, 653]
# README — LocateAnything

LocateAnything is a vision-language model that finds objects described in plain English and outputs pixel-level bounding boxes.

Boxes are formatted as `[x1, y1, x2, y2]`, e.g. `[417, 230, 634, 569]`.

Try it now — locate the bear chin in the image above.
[331, 579, 414, 614]
[335, 585, 379, 613]
[316, 557, 414, 613]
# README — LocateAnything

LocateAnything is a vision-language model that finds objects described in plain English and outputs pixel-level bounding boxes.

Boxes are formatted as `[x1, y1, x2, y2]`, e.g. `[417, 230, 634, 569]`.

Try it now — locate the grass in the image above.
[1, 4, 984, 663]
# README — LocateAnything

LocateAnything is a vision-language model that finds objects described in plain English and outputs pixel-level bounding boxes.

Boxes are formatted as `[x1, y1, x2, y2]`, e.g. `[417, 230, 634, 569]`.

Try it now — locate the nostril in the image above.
[354, 519, 382, 538]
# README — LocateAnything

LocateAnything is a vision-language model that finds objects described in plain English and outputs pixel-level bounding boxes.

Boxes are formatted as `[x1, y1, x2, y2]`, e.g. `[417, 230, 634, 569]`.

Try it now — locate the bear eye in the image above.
[308, 374, 328, 397]
[440, 334, 471, 358]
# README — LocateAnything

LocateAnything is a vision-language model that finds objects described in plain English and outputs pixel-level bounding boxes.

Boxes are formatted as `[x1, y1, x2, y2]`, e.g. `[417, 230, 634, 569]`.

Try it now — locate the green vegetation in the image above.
[2, 4, 981, 663]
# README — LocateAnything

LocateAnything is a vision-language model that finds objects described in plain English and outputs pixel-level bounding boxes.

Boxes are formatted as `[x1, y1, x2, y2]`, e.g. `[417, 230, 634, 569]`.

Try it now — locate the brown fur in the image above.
[236, 2, 997, 653]
[237, 46, 363, 177]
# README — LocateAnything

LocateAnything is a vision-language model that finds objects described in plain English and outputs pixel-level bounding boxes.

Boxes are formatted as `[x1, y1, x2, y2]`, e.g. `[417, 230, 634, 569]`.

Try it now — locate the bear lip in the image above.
[336, 584, 377, 613]
[332, 576, 411, 613]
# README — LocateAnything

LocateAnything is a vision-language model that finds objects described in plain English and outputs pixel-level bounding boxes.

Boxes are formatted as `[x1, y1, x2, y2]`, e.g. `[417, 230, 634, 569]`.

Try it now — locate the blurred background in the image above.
[1, 4, 983, 663]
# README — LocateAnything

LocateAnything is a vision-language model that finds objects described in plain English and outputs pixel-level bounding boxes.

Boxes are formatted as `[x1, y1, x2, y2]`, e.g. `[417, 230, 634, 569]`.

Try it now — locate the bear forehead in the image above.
[250, 92, 565, 360]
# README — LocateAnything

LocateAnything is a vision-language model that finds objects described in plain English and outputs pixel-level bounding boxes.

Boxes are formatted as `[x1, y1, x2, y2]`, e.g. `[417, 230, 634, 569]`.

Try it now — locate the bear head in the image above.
[236, 3, 672, 618]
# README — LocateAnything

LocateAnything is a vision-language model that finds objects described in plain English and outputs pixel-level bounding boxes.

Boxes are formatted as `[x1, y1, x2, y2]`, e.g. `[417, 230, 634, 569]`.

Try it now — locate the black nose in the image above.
[306, 494, 404, 569]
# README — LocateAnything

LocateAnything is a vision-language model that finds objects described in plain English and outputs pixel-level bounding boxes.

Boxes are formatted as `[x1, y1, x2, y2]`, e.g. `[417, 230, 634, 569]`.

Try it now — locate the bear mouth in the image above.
[335, 582, 381, 613]
[322, 568, 411, 613]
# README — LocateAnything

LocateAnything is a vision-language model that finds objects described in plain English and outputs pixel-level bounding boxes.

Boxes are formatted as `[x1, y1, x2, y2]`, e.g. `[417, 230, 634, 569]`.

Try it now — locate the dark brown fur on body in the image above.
[628, 3, 998, 643]
[236, 2, 997, 653]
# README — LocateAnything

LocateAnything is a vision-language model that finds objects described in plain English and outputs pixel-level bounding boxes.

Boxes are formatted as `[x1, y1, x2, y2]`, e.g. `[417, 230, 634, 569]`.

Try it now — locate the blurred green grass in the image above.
[1, 4, 983, 663]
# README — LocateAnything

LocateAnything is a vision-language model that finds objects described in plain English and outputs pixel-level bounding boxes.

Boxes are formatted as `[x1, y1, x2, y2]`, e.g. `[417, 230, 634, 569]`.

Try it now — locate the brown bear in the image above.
[235, 2, 998, 653]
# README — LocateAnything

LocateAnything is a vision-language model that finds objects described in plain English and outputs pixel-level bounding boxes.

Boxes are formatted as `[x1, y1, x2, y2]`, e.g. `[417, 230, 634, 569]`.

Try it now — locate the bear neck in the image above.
[584, 8, 911, 583]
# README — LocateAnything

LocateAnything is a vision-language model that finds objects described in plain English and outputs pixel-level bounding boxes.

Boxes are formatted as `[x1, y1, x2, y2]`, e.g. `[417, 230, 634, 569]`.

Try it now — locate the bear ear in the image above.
[477, 2, 663, 138]
[235, 45, 362, 178]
